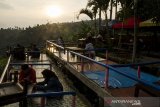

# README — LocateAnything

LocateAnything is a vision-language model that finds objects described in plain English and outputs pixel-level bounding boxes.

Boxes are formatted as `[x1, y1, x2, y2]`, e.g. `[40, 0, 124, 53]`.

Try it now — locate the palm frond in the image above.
[77, 9, 93, 20]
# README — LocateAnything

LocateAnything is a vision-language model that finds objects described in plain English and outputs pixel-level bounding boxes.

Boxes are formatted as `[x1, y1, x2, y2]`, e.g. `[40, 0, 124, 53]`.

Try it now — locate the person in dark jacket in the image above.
[34, 69, 63, 92]
[13, 44, 26, 60]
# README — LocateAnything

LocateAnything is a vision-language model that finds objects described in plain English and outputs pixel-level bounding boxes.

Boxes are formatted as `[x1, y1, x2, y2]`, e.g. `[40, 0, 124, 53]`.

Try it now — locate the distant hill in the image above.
[0, 21, 94, 52]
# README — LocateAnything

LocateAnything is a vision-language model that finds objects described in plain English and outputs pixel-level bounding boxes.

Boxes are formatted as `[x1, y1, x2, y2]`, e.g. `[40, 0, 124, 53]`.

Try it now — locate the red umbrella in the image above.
[112, 17, 141, 29]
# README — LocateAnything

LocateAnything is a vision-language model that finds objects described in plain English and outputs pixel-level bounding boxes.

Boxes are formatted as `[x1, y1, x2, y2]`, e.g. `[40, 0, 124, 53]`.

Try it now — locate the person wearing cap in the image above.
[34, 69, 63, 92]
[19, 64, 36, 85]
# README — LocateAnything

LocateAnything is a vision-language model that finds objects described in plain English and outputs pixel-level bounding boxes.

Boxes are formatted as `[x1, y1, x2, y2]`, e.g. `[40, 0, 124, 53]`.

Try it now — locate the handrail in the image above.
[46, 40, 107, 52]
[27, 91, 76, 107]
[110, 61, 160, 67]
[25, 51, 41, 53]
[10, 63, 51, 66]
[10, 63, 52, 71]
[69, 51, 160, 90]
[46, 40, 64, 50]
[0, 55, 12, 83]
[27, 91, 76, 97]
[46, 40, 160, 90]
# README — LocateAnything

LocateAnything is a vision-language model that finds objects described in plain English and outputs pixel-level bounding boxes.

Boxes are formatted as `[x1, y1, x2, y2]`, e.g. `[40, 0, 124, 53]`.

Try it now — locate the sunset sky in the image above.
[0, 0, 91, 28]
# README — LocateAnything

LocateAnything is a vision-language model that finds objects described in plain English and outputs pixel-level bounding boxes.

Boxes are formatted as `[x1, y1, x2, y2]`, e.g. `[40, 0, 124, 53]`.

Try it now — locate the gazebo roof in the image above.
[139, 18, 160, 27]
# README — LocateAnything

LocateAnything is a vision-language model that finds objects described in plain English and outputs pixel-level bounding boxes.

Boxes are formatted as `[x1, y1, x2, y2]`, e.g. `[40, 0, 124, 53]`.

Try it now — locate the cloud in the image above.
[0, 2, 13, 10]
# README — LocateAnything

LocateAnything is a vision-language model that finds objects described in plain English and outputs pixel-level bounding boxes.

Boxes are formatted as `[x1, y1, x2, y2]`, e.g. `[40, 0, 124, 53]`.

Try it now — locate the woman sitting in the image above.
[34, 69, 63, 92]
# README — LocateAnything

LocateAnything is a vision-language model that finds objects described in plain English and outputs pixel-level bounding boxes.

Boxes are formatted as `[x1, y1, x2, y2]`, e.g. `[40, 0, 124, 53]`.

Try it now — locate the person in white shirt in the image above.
[85, 33, 95, 59]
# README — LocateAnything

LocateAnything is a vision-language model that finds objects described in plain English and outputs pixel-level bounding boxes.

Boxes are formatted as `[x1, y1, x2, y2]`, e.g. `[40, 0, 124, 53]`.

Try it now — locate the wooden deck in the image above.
[110, 86, 150, 97]
[6, 53, 91, 107]
[46, 45, 160, 100]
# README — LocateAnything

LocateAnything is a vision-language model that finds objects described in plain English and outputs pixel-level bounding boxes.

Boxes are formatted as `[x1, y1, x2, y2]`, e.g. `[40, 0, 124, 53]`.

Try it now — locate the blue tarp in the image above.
[83, 67, 159, 88]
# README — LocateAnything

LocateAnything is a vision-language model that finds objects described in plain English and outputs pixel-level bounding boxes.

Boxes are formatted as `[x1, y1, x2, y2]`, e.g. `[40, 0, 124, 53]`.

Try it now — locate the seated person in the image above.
[19, 64, 36, 85]
[30, 44, 40, 58]
[85, 34, 95, 59]
[57, 36, 65, 54]
[34, 69, 63, 92]
[13, 44, 26, 60]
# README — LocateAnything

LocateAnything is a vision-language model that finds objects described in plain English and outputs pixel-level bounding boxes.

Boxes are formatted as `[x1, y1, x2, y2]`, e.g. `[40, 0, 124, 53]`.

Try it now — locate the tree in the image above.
[137, 0, 160, 23]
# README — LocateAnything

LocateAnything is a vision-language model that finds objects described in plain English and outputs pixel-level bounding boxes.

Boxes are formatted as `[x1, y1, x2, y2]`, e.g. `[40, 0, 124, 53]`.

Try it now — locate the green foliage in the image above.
[77, 21, 92, 38]
[137, 0, 160, 22]
[116, 0, 160, 23]
[78, 9, 93, 20]
[0, 56, 8, 75]
[0, 21, 91, 49]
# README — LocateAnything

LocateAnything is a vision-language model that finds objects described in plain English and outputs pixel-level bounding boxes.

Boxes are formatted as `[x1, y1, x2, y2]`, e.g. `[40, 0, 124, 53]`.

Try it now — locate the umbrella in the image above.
[139, 18, 160, 27]
[112, 17, 141, 29]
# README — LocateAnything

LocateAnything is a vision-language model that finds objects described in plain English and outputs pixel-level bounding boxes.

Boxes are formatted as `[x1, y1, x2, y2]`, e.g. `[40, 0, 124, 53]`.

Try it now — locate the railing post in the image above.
[50, 64, 52, 71]
[59, 48, 61, 58]
[72, 95, 76, 107]
[45, 40, 48, 50]
[81, 57, 84, 72]
[88, 53, 91, 70]
[41, 97, 46, 107]
[67, 50, 69, 62]
[49, 44, 51, 52]
[13, 71, 18, 83]
[40, 51, 43, 62]
[22, 80, 28, 107]
[105, 67, 109, 89]
[105, 50, 109, 89]
[6, 68, 9, 82]
[106, 50, 108, 64]
[137, 66, 141, 79]
[7, 65, 12, 81]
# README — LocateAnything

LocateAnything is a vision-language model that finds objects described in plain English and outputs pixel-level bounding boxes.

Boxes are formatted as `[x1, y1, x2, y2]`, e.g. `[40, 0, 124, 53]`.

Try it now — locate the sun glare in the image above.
[46, 6, 62, 17]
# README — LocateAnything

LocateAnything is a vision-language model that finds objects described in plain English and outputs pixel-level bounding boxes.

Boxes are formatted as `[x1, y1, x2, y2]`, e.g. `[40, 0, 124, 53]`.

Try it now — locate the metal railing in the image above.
[27, 91, 76, 107]
[0, 55, 12, 83]
[9, 63, 53, 77]
[69, 51, 160, 90]
[110, 61, 160, 67]
[46, 40, 160, 91]
[0, 56, 52, 83]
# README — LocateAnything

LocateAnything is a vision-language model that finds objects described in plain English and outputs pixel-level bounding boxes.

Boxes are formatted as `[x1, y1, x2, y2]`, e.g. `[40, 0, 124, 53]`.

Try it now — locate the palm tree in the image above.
[101, 0, 110, 34]
[77, 8, 97, 34]
[116, 0, 133, 20]
[87, 0, 109, 33]
[110, 0, 113, 21]
[113, 0, 122, 20]
[77, 9, 93, 20]
[92, 6, 98, 33]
